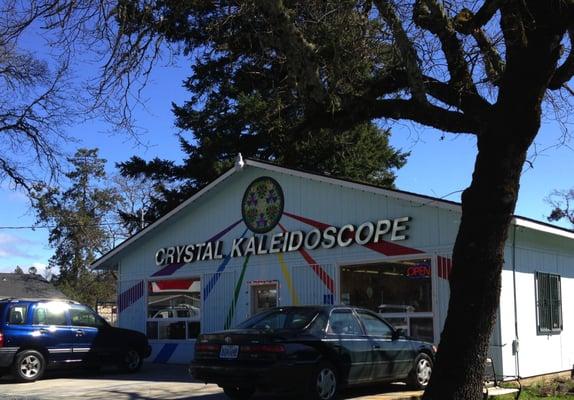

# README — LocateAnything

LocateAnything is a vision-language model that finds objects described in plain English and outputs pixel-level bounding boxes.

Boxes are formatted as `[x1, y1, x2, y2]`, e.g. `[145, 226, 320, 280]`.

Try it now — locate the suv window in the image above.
[33, 304, 67, 326]
[69, 305, 105, 328]
[357, 311, 393, 338]
[327, 310, 363, 336]
[8, 304, 28, 325]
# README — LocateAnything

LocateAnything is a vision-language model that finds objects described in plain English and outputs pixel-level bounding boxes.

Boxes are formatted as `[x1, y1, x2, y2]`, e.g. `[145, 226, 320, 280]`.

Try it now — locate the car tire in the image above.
[407, 353, 433, 390]
[120, 349, 143, 373]
[222, 385, 255, 400]
[309, 361, 338, 400]
[12, 349, 46, 382]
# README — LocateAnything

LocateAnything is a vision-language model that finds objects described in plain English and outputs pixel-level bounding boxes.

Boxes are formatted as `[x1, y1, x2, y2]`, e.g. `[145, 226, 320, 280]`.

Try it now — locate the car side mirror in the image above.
[392, 328, 405, 340]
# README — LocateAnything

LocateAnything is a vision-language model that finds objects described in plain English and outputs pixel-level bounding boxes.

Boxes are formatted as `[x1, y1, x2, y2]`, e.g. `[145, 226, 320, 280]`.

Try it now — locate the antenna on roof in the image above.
[235, 153, 245, 171]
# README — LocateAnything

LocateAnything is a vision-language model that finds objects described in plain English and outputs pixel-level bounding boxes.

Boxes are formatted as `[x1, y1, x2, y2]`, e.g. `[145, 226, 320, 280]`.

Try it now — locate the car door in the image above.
[355, 310, 414, 381]
[325, 308, 372, 384]
[30, 302, 77, 364]
[69, 305, 109, 363]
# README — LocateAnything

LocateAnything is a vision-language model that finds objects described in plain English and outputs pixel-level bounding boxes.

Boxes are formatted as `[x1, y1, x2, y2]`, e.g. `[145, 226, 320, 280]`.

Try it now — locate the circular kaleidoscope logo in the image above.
[241, 176, 284, 233]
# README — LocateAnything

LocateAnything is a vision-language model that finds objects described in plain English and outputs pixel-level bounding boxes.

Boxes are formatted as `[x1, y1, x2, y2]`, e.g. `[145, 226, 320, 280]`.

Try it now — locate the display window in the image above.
[250, 281, 279, 316]
[146, 278, 201, 340]
[340, 258, 434, 342]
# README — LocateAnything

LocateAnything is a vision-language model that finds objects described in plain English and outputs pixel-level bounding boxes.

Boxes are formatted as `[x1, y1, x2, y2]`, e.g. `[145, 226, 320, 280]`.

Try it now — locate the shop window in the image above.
[535, 272, 562, 334]
[340, 258, 433, 341]
[146, 278, 201, 340]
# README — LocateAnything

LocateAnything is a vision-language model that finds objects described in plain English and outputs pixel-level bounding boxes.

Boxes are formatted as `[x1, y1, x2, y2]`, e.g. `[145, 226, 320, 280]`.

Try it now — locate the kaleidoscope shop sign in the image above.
[242, 177, 285, 233]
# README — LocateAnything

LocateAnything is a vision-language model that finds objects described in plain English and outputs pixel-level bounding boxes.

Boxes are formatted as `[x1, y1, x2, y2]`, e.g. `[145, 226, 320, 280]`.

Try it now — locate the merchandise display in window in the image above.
[146, 278, 201, 340]
[340, 258, 433, 341]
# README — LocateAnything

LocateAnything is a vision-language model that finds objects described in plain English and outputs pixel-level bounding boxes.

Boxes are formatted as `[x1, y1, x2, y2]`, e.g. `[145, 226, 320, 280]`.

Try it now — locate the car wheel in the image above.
[310, 361, 338, 400]
[12, 350, 46, 382]
[407, 353, 433, 390]
[120, 349, 143, 373]
[222, 385, 255, 400]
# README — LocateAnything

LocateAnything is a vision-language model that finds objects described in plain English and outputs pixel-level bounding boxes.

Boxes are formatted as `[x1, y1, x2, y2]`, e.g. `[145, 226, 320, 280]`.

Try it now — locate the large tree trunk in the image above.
[423, 19, 563, 400]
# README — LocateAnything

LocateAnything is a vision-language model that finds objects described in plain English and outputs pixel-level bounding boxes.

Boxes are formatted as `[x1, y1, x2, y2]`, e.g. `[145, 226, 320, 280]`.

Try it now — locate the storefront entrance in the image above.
[250, 281, 279, 315]
[340, 258, 434, 342]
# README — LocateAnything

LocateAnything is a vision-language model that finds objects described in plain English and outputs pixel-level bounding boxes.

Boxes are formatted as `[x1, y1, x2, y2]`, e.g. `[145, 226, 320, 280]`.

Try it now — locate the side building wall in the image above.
[499, 227, 574, 378]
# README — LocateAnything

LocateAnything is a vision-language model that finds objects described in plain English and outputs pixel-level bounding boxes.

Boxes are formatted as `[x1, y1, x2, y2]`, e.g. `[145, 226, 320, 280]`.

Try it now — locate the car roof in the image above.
[0, 298, 80, 304]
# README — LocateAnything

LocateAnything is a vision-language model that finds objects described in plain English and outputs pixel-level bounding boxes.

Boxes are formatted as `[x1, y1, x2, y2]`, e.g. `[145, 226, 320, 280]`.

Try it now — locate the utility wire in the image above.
[0, 221, 126, 230]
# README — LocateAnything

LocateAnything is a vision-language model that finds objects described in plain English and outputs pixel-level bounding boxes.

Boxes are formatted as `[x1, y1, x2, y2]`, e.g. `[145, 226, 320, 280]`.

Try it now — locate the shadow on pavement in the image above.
[0, 363, 194, 384]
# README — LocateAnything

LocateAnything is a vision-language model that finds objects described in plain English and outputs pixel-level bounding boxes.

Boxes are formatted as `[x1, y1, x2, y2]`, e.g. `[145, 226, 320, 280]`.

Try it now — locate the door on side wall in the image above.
[250, 282, 278, 316]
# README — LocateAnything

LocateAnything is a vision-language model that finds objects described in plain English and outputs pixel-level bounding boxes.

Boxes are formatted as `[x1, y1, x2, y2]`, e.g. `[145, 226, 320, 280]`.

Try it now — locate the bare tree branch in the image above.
[254, 0, 327, 105]
[299, 98, 477, 135]
[414, 0, 477, 99]
[454, 0, 503, 33]
[549, 29, 574, 90]
[373, 0, 427, 102]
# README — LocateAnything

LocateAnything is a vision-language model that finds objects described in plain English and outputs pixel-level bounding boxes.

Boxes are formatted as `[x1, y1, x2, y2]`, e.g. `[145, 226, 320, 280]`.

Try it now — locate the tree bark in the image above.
[423, 19, 563, 400]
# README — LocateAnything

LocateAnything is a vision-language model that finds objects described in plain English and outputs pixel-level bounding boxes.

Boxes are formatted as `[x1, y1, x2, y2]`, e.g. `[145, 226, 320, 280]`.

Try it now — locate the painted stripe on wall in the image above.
[437, 256, 453, 280]
[151, 219, 243, 277]
[277, 253, 300, 305]
[117, 280, 144, 313]
[203, 228, 249, 301]
[278, 223, 335, 293]
[284, 211, 424, 256]
[224, 255, 251, 329]
[153, 343, 178, 363]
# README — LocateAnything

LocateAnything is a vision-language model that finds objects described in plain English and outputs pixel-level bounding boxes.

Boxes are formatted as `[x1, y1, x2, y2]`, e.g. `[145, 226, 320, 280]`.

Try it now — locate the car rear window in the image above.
[0, 303, 5, 323]
[237, 308, 320, 332]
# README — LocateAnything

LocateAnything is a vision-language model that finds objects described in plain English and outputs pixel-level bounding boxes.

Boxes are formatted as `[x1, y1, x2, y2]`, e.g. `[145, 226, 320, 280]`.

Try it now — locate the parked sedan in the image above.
[190, 305, 435, 400]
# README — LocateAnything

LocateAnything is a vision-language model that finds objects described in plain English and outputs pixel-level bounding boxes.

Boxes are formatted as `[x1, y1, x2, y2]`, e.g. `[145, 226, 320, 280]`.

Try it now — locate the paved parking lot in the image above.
[0, 363, 422, 400]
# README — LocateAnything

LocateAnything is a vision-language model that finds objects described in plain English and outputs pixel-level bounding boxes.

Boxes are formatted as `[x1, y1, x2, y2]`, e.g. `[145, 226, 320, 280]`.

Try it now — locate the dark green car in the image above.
[190, 305, 435, 400]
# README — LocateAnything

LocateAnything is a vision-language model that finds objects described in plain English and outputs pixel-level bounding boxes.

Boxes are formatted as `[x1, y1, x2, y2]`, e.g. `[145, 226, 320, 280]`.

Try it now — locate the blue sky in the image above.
[0, 49, 572, 274]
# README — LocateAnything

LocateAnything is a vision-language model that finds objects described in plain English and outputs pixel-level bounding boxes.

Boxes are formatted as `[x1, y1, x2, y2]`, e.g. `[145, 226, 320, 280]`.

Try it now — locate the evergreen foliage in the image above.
[118, 1, 409, 220]
[32, 149, 118, 307]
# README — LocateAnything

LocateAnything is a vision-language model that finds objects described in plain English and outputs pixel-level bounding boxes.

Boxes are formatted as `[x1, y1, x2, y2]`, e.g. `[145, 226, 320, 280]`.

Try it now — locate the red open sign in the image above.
[406, 265, 431, 278]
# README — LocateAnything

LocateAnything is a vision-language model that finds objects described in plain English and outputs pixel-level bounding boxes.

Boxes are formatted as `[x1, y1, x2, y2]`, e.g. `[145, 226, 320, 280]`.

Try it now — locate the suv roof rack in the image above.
[0, 298, 79, 304]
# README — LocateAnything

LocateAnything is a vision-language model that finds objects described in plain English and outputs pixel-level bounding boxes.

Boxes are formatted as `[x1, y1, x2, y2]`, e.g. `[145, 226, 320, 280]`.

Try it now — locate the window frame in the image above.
[6, 303, 29, 325]
[32, 303, 70, 327]
[326, 308, 365, 336]
[535, 271, 562, 335]
[355, 309, 394, 339]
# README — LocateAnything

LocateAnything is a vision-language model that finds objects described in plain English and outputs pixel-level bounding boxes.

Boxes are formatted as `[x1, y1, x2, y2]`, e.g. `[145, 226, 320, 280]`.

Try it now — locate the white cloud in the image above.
[0, 233, 37, 259]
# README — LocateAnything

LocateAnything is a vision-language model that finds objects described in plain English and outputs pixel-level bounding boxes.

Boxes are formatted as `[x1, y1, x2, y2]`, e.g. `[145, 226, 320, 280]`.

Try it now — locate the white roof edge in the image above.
[92, 159, 573, 269]
[244, 159, 462, 212]
[512, 217, 574, 240]
[91, 166, 240, 269]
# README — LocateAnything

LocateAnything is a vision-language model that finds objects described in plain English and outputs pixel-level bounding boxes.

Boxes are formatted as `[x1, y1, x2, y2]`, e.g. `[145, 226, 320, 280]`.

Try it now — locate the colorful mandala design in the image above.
[241, 177, 284, 233]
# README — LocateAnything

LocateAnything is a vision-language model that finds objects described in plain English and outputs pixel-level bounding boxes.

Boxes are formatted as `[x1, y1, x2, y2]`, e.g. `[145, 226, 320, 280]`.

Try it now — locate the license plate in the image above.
[219, 345, 239, 359]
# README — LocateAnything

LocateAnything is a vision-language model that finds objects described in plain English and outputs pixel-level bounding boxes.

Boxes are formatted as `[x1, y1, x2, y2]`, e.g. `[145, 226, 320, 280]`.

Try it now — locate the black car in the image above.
[190, 305, 435, 400]
[0, 298, 151, 382]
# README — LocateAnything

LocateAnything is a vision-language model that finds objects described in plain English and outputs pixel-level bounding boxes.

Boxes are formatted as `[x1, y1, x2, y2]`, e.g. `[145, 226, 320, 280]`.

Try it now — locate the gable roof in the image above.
[91, 156, 574, 270]
[0, 273, 67, 300]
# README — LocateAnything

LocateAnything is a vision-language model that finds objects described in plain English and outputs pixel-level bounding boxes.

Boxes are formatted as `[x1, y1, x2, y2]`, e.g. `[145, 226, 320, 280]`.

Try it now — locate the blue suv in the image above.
[0, 298, 151, 382]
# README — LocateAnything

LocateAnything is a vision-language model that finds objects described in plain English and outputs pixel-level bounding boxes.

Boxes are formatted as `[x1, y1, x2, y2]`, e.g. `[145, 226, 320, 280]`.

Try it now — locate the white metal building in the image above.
[93, 157, 573, 379]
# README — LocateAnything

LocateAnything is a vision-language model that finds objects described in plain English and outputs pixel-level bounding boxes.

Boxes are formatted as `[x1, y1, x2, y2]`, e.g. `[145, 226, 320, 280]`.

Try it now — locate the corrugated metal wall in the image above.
[202, 270, 237, 333]
[292, 264, 338, 305]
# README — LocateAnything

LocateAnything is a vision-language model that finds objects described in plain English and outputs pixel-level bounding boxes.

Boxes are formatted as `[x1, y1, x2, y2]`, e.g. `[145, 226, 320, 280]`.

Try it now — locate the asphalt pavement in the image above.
[0, 363, 423, 400]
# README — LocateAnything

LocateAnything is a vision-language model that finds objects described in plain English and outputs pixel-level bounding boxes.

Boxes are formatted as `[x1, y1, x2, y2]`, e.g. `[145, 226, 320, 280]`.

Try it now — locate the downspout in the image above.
[512, 222, 521, 378]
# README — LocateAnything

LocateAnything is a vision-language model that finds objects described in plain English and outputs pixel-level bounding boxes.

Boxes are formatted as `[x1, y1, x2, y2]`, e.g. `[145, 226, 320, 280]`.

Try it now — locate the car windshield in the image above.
[237, 308, 320, 332]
